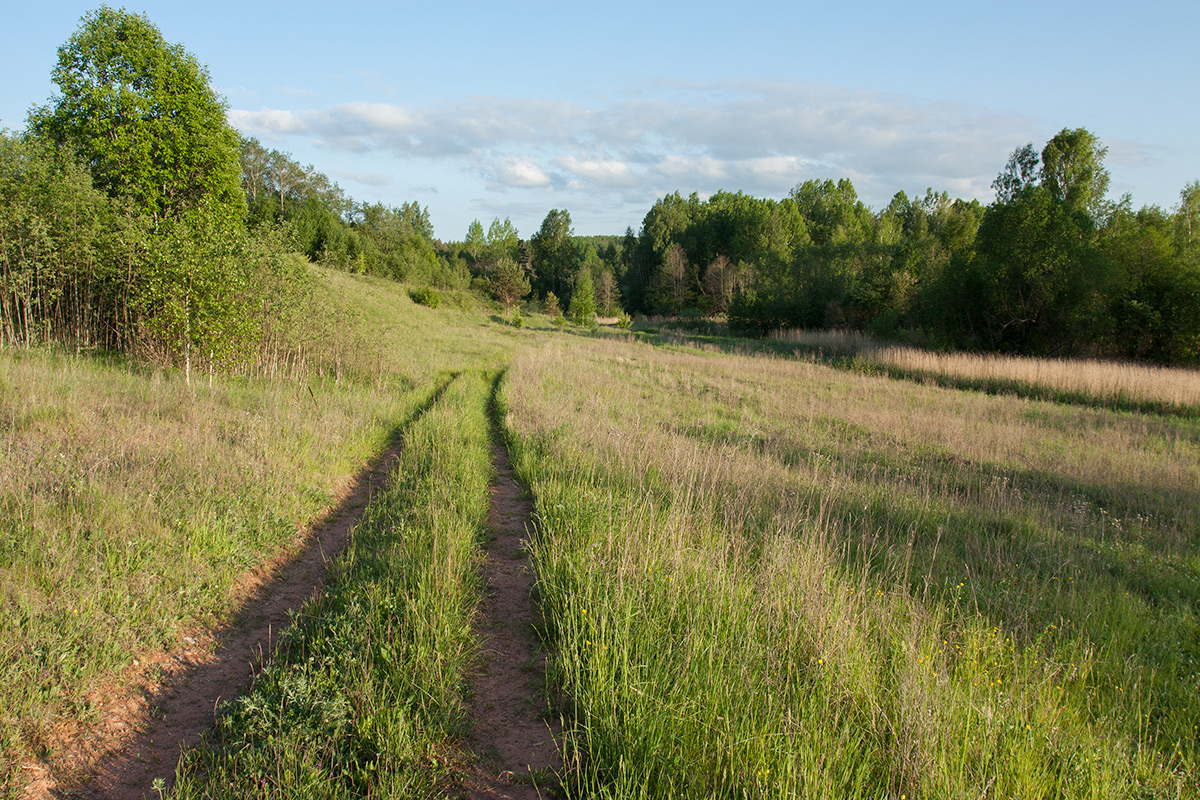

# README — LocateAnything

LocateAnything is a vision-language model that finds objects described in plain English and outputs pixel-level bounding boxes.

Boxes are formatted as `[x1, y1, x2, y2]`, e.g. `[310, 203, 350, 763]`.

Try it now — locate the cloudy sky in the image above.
[3, 1, 1197, 238]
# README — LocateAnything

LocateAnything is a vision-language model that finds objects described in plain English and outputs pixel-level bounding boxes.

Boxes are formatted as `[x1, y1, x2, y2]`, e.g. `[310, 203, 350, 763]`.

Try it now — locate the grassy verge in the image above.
[502, 338, 1199, 798]
[171, 370, 495, 797]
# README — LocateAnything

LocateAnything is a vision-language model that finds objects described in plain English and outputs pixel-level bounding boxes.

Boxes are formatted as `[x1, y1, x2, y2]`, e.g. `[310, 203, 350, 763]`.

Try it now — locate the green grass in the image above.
[8, 268, 1200, 798]
[0, 266, 523, 795]
[502, 337, 1200, 799]
[171, 370, 495, 798]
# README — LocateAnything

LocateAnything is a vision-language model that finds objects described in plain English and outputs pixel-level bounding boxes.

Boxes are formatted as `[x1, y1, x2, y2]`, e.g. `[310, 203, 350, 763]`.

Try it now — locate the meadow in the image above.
[771, 328, 1200, 415]
[0, 266, 527, 793]
[3, 286, 1199, 798]
[503, 336, 1199, 798]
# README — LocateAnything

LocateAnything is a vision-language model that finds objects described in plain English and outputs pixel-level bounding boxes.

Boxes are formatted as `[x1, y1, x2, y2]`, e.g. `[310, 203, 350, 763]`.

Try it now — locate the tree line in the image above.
[444, 129, 1198, 364]
[605, 130, 1199, 363]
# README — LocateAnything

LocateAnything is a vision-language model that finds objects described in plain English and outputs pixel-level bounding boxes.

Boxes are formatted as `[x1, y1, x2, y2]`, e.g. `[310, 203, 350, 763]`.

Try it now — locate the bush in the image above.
[408, 286, 440, 308]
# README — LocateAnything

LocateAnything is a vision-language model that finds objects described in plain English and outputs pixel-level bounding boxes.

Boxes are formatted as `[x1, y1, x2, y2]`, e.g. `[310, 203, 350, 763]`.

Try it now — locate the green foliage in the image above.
[530, 209, 576, 299]
[1040, 127, 1111, 217]
[543, 291, 562, 320]
[488, 256, 530, 310]
[408, 286, 440, 308]
[628, 125, 1194, 365]
[567, 267, 596, 326]
[485, 217, 521, 265]
[31, 7, 244, 224]
[464, 218, 485, 260]
[1102, 204, 1200, 361]
[0, 132, 126, 350]
[971, 185, 1106, 353]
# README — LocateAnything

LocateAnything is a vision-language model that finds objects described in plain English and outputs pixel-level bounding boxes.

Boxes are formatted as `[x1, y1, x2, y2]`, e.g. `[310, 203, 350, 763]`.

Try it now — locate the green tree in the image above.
[31, 6, 244, 224]
[543, 291, 564, 322]
[1040, 128, 1110, 217]
[567, 267, 596, 325]
[1104, 203, 1200, 362]
[973, 185, 1104, 353]
[789, 179, 872, 247]
[1177, 180, 1200, 248]
[530, 209, 575, 298]
[465, 219, 485, 261]
[485, 217, 520, 265]
[0, 132, 129, 349]
[489, 256, 530, 311]
[991, 143, 1041, 205]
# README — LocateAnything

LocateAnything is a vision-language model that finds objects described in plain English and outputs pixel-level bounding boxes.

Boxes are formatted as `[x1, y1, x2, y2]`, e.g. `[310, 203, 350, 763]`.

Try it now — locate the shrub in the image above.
[409, 286, 440, 308]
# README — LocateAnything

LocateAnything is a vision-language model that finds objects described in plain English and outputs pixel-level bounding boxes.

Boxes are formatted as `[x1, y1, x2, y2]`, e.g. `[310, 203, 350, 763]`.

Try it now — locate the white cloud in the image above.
[653, 155, 726, 181]
[555, 156, 639, 187]
[491, 156, 552, 189]
[230, 80, 1037, 213]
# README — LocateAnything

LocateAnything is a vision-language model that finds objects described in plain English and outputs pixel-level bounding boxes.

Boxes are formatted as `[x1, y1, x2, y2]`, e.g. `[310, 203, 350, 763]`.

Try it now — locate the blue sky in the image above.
[3, 1, 1197, 238]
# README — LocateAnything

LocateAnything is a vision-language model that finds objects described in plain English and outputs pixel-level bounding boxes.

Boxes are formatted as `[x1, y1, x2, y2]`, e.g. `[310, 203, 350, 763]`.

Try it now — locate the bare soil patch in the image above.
[458, 441, 561, 799]
[21, 438, 407, 800]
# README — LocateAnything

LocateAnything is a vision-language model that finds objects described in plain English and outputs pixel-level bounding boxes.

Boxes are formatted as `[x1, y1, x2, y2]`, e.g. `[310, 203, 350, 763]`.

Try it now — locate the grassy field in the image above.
[0, 266, 527, 794]
[771, 328, 1200, 415]
[502, 337, 1199, 798]
[171, 370, 495, 798]
[5, 279, 1200, 798]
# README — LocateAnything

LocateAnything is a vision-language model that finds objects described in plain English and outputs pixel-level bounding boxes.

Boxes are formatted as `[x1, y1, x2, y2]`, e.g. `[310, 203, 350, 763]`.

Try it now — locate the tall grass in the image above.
[0, 267, 519, 795]
[503, 338, 1199, 798]
[772, 328, 1200, 413]
[171, 371, 495, 798]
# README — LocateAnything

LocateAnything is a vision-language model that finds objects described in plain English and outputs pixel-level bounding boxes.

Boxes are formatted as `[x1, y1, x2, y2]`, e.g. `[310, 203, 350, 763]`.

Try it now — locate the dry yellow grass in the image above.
[773, 328, 1200, 410]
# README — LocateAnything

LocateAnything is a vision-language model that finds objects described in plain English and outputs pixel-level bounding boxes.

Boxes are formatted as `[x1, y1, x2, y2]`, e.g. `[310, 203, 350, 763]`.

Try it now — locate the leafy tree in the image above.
[31, 7, 244, 224]
[465, 219, 485, 260]
[0, 132, 128, 349]
[1103, 203, 1200, 362]
[972, 185, 1104, 353]
[485, 217, 520, 265]
[397, 201, 433, 239]
[789, 179, 872, 247]
[1177, 180, 1200, 248]
[530, 209, 575, 298]
[992, 143, 1041, 205]
[1040, 128, 1110, 217]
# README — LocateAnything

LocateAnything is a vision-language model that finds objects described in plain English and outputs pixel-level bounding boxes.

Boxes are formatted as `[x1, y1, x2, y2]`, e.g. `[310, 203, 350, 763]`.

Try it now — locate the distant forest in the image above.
[478, 129, 1200, 364]
[3, 7, 1199, 369]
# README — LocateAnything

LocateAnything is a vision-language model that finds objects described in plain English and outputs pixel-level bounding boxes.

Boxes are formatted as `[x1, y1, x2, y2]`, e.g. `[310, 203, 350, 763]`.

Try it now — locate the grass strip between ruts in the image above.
[171, 371, 494, 798]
